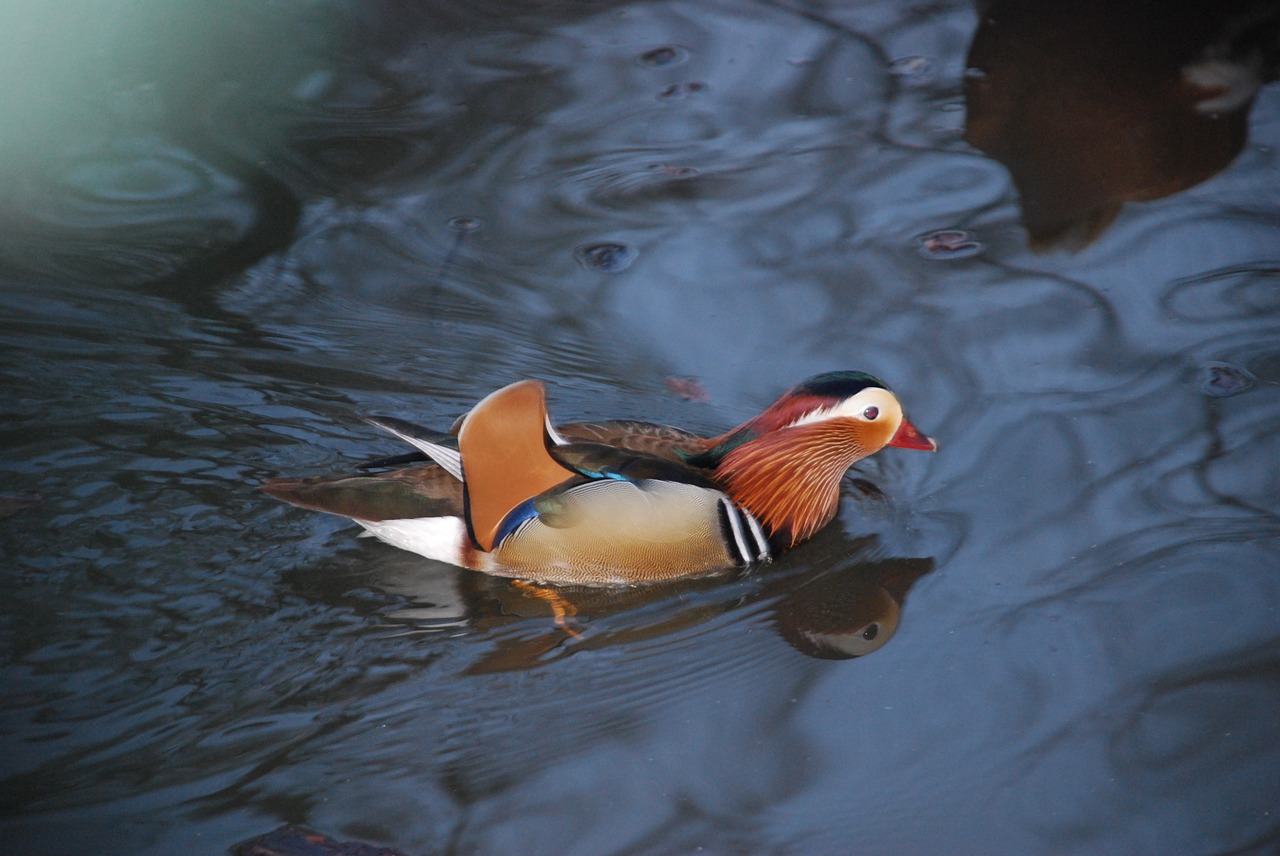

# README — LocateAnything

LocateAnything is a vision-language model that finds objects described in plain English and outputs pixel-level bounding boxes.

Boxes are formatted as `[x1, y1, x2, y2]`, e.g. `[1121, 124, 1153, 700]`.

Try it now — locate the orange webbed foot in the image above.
[512, 579, 584, 638]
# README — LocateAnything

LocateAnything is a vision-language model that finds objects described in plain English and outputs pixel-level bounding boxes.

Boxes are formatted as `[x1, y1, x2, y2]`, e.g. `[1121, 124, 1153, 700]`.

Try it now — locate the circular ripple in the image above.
[59, 152, 209, 205]
[0, 142, 285, 289]
[889, 55, 933, 81]
[448, 216, 483, 233]
[1196, 361, 1258, 397]
[916, 229, 984, 260]
[574, 242, 637, 272]
[637, 45, 690, 68]
[1162, 265, 1280, 323]
[657, 81, 707, 100]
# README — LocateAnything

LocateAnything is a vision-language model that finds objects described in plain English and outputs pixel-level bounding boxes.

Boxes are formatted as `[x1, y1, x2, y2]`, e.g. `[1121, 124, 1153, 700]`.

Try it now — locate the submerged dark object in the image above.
[231, 826, 410, 856]
[965, 0, 1278, 249]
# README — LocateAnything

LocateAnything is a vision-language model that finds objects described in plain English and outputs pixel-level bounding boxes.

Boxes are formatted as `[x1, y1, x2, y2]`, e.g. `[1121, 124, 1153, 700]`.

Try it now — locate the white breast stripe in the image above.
[743, 510, 771, 561]
[719, 496, 752, 565]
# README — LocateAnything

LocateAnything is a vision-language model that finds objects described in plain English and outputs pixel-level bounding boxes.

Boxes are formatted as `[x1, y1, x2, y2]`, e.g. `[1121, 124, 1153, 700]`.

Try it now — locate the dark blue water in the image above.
[2, 1, 1278, 853]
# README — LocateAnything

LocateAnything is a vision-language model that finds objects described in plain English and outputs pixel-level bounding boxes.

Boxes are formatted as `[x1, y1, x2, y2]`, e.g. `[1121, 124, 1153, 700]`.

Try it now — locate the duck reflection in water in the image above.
[770, 553, 930, 660]
[965, 0, 1278, 249]
[368, 536, 933, 674]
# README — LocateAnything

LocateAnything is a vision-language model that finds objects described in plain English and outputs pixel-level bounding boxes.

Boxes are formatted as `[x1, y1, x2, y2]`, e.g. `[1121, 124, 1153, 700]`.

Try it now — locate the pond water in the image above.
[2, 1, 1278, 854]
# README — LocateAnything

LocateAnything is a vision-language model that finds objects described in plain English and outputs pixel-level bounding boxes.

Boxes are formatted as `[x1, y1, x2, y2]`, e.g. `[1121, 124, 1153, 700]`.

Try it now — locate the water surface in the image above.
[1, 1, 1278, 854]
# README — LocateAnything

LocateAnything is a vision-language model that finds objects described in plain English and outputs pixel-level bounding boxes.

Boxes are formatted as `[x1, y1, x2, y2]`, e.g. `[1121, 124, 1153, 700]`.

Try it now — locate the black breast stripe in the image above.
[718, 497, 771, 565]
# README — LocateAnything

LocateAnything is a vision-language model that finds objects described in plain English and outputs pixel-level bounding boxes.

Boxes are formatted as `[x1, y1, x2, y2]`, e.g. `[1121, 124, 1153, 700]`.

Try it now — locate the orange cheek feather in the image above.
[718, 421, 873, 547]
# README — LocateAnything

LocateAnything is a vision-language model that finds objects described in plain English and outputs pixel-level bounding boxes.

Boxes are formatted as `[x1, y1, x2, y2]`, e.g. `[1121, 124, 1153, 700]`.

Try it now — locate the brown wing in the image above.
[559, 419, 711, 461]
[458, 380, 579, 551]
[264, 408, 715, 527]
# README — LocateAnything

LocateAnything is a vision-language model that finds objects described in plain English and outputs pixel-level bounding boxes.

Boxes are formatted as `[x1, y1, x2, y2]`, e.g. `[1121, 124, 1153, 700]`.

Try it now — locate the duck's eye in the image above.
[862, 406, 879, 420]
[862, 624, 879, 641]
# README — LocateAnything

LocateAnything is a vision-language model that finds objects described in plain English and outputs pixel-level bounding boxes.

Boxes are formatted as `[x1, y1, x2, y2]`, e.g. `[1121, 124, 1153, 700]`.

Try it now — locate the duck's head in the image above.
[692, 371, 936, 547]
[748, 371, 935, 451]
[693, 371, 936, 463]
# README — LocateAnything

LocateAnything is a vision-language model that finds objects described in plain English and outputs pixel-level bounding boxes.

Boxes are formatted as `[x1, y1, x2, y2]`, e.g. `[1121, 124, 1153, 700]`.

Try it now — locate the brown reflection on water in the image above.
[965, 0, 1277, 249]
[771, 555, 931, 660]
[369, 536, 934, 674]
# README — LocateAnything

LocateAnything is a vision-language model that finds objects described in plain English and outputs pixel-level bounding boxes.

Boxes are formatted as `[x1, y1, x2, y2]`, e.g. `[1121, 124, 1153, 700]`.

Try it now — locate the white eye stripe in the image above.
[785, 388, 902, 429]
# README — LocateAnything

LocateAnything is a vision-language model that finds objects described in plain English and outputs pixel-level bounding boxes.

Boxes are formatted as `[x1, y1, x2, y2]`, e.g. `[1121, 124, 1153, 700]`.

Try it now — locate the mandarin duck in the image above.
[262, 372, 936, 586]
